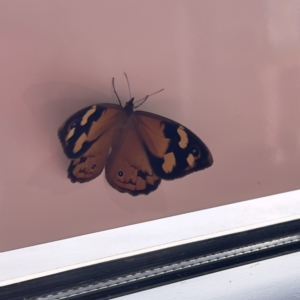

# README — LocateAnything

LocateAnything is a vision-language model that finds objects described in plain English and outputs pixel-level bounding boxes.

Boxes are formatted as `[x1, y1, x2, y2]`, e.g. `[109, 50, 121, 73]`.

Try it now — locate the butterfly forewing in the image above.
[135, 111, 213, 180]
[58, 104, 122, 159]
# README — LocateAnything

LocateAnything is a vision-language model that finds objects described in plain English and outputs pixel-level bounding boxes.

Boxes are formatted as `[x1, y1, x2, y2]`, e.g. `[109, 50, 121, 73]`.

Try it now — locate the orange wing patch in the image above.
[135, 115, 170, 157]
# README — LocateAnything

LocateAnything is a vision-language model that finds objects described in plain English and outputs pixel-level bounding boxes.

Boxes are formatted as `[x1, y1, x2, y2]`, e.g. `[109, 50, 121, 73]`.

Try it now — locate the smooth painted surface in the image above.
[1, 1, 300, 251]
[117, 251, 300, 300]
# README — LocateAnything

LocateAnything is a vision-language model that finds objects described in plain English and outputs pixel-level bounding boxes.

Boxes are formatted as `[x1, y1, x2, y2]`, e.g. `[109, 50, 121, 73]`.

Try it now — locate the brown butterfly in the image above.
[58, 75, 213, 196]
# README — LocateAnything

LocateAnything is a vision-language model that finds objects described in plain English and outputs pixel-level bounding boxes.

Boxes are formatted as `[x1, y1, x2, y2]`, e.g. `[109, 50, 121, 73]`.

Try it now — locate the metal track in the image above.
[2, 219, 300, 300]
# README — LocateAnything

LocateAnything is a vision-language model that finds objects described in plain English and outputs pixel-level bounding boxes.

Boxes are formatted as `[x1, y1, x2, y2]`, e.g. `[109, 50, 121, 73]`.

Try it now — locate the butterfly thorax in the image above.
[123, 98, 135, 115]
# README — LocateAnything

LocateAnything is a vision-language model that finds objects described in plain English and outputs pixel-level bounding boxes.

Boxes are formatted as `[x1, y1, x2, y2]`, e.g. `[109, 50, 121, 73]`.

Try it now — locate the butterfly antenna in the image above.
[123, 72, 132, 99]
[134, 88, 164, 109]
[112, 77, 122, 106]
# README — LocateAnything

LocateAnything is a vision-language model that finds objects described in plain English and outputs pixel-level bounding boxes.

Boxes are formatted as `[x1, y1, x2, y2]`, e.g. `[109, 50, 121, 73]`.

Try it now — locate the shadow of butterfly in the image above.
[58, 76, 213, 196]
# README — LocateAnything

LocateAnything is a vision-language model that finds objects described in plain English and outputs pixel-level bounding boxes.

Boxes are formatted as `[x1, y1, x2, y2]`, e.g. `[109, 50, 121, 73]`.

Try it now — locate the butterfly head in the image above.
[113, 74, 164, 111]
[124, 98, 135, 113]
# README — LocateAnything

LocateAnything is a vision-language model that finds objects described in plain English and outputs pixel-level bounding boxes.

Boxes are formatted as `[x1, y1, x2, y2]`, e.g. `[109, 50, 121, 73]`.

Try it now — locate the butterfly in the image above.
[58, 75, 213, 196]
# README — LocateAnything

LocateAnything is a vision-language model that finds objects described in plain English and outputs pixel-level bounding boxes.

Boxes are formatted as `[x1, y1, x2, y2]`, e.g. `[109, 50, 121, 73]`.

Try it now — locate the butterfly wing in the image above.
[58, 104, 122, 183]
[134, 111, 213, 180]
[105, 120, 161, 196]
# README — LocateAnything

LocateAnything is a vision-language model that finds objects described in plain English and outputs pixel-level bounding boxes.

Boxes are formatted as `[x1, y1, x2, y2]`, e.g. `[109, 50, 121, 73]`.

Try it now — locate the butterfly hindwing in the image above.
[58, 104, 122, 183]
[105, 120, 161, 196]
[135, 111, 213, 180]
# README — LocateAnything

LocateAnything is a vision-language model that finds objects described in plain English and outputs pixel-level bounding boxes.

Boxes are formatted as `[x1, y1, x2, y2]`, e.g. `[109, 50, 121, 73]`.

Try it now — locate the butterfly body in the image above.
[58, 90, 213, 196]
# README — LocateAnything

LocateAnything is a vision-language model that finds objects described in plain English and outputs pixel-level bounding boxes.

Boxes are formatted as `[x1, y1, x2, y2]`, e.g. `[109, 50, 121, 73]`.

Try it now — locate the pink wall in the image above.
[1, 0, 300, 251]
